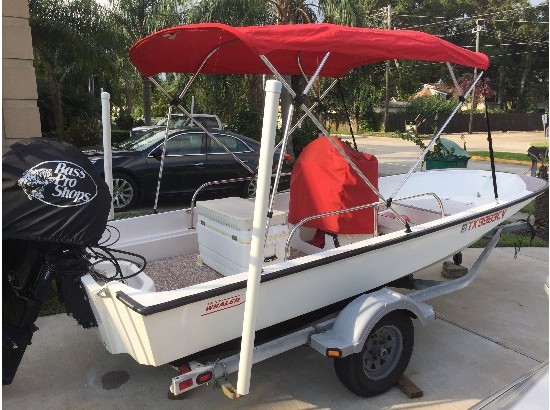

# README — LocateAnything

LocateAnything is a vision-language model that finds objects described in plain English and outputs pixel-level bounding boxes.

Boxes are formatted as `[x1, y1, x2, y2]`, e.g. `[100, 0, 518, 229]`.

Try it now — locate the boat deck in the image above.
[145, 249, 308, 291]
[144, 253, 223, 292]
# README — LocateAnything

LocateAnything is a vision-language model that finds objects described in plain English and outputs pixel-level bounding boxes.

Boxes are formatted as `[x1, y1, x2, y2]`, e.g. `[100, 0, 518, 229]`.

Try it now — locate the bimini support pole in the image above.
[236, 79, 282, 397]
[153, 104, 174, 213]
[259, 54, 412, 232]
[389, 70, 485, 200]
[484, 96, 499, 202]
[446, 63, 463, 96]
[287, 79, 338, 139]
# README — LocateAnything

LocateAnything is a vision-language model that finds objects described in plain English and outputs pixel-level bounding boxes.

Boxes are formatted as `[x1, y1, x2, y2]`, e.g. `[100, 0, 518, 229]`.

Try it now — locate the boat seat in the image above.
[289, 225, 373, 255]
[377, 209, 411, 234]
[378, 204, 444, 234]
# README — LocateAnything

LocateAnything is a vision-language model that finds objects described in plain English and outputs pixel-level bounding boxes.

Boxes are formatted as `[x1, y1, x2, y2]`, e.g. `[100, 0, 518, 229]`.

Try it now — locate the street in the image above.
[145, 132, 544, 214]
[346, 135, 534, 177]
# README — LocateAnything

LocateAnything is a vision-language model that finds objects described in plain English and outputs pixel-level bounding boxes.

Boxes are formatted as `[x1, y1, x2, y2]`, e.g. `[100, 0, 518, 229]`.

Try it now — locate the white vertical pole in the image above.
[236, 80, 282, 396]
[191, 96, 195, 116]
[101, 91, 114, 220]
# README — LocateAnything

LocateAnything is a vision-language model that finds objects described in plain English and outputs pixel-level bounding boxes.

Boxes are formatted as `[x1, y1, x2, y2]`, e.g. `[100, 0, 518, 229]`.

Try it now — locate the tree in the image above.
[110, 0, 183, 125]
[29, 0, 123, 135]
[188, 0, 370, 155]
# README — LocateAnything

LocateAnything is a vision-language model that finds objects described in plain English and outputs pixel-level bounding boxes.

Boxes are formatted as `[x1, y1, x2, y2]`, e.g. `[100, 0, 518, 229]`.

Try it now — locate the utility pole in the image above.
[383, 4, 391, 132]
[468, 19, 483, 134]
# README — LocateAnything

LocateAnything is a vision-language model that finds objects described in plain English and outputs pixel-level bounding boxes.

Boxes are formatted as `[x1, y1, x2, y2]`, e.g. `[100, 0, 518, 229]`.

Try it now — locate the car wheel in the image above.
[244, 178, 257, 199]
[334, 310, 414, 397]
[112, 173, 138, 211]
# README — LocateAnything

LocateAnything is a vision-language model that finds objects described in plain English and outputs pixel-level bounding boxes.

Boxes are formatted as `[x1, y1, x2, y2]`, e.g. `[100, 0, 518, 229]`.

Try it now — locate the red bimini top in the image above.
[129, 23, 489, 78]
[288, 136, 379, 235]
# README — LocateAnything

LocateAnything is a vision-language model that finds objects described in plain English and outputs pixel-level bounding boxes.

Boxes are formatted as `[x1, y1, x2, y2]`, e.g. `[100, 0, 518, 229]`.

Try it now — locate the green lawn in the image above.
[469, 151, 532, 162]
[470, 232, 548, 249]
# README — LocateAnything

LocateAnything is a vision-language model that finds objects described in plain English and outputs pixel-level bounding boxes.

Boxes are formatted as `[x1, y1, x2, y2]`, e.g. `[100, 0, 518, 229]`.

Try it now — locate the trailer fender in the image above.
[310, 288, 435, 358]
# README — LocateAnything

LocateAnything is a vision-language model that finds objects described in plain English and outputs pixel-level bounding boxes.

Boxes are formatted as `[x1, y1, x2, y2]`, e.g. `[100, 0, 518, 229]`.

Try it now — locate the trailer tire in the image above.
[334, 310, 414, 397]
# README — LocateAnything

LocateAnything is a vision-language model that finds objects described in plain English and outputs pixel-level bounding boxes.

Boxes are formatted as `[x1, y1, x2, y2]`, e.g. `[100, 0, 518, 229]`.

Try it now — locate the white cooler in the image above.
[196, 197, 289, 276]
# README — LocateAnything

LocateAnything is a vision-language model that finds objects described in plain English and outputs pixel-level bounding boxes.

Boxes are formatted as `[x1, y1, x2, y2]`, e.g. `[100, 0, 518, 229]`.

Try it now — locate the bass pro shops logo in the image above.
[17, 161, 97, 207]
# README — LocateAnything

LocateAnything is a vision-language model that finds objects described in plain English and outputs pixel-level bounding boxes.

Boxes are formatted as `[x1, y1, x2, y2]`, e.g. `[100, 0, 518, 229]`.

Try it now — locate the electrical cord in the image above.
[88, 245, 147, 281]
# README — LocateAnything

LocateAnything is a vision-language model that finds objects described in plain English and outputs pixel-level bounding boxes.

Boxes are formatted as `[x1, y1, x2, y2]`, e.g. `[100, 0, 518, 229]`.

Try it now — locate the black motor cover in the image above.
[2, 137, 111, 385]
[3, 137, 111, 245]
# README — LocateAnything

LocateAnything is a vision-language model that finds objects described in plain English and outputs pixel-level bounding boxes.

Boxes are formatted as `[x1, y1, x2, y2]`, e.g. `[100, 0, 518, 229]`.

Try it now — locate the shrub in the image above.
[358, 113, 383, 132]
[225, 105, 262, 140]
[289, 120, 319, 158]
[114, 112, 134, 130]
[62, 114, 102, 147]
[112, 130, 130, 144]
[406, 96, 456, 118]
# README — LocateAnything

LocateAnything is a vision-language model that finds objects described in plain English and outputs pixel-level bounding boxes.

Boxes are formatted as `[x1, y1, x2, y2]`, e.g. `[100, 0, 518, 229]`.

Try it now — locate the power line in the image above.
[463, 40, 549, 48]
[397, 4, 547, 30]
[488, 47, 549, 59]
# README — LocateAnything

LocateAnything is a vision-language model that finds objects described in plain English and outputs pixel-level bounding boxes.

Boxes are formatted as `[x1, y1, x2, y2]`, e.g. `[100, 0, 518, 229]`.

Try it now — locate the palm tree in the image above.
[29, 0, 123, 135]
[110, 0, 183, 125]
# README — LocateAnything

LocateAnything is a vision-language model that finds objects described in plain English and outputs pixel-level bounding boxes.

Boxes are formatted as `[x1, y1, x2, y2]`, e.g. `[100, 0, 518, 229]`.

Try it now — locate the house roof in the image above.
[413, 82, 456, 98]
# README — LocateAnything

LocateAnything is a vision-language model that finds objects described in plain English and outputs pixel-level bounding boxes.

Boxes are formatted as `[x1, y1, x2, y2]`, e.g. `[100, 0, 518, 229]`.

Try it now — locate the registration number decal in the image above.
[461, 209, 507, 233]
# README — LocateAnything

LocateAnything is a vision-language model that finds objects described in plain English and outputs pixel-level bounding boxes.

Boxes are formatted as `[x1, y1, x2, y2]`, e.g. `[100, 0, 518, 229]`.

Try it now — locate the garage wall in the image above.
[2, 0, 42, 153]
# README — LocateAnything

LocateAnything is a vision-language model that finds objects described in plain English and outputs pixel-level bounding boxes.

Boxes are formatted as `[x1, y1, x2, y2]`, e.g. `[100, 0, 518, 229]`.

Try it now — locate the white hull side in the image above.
[83, 194, 533, 366]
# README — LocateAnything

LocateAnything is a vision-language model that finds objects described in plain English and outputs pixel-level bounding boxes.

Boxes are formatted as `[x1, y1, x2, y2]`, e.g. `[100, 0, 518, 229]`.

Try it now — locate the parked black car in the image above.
[84, 128, 291, 211]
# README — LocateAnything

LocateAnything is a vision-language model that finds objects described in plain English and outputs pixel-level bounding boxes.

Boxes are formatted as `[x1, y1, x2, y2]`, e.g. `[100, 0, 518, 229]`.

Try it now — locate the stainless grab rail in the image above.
[392, 192, 445, 219]
[285, 202, 382, 261]
[285, 191, 445, 260]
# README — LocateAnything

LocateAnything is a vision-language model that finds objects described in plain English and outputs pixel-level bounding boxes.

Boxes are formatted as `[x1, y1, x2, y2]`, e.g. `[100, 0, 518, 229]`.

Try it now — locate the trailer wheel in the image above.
[334, 310, 414, 397]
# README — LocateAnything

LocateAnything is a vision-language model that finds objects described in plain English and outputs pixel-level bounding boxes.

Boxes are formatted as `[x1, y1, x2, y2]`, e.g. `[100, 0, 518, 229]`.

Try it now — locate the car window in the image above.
[172, 117, 188, 128]
[208, 134, 252, 154]
[197, 117, 219, 128]
[120, 130, 167, 151]
[155, 116, 185, 127]
[165, 133, 205, 155]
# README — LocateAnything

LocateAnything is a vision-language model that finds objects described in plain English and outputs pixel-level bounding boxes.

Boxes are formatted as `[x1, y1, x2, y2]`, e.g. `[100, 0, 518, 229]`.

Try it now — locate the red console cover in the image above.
[288, 136, 378, 234]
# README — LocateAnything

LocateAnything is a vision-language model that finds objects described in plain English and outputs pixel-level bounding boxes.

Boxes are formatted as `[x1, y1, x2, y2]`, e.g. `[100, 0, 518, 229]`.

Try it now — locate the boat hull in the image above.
[82, 171, 546, 366]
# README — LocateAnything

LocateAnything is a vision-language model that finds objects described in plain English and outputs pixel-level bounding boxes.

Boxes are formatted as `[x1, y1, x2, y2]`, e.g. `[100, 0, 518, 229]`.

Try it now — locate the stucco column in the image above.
[2, 0, 42, 153]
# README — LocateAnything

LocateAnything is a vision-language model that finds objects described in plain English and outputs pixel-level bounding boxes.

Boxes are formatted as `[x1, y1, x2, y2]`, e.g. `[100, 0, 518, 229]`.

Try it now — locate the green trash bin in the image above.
[425, 138, 470, 170]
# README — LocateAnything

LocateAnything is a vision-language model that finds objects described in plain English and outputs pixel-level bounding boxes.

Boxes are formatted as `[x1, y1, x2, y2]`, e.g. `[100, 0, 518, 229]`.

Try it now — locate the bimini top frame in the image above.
[129, 22, 489, 224]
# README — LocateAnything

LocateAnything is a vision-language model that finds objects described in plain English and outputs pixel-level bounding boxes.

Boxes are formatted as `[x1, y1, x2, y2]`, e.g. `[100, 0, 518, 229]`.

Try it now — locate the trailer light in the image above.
[326, 348, 342, 358]
[196, 371, 213, 384]
[283, 153, 291, 163]
[178, 378, 193, 391]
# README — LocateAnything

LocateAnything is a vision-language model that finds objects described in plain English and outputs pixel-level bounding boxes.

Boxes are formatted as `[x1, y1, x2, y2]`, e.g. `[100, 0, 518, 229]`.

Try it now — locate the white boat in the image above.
[83, 168, 546, 367]
[3, 23, 547, 397]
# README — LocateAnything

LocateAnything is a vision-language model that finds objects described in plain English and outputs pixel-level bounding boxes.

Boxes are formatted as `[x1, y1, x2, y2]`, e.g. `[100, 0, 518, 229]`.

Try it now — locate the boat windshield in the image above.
[118, 130, 167, 151]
